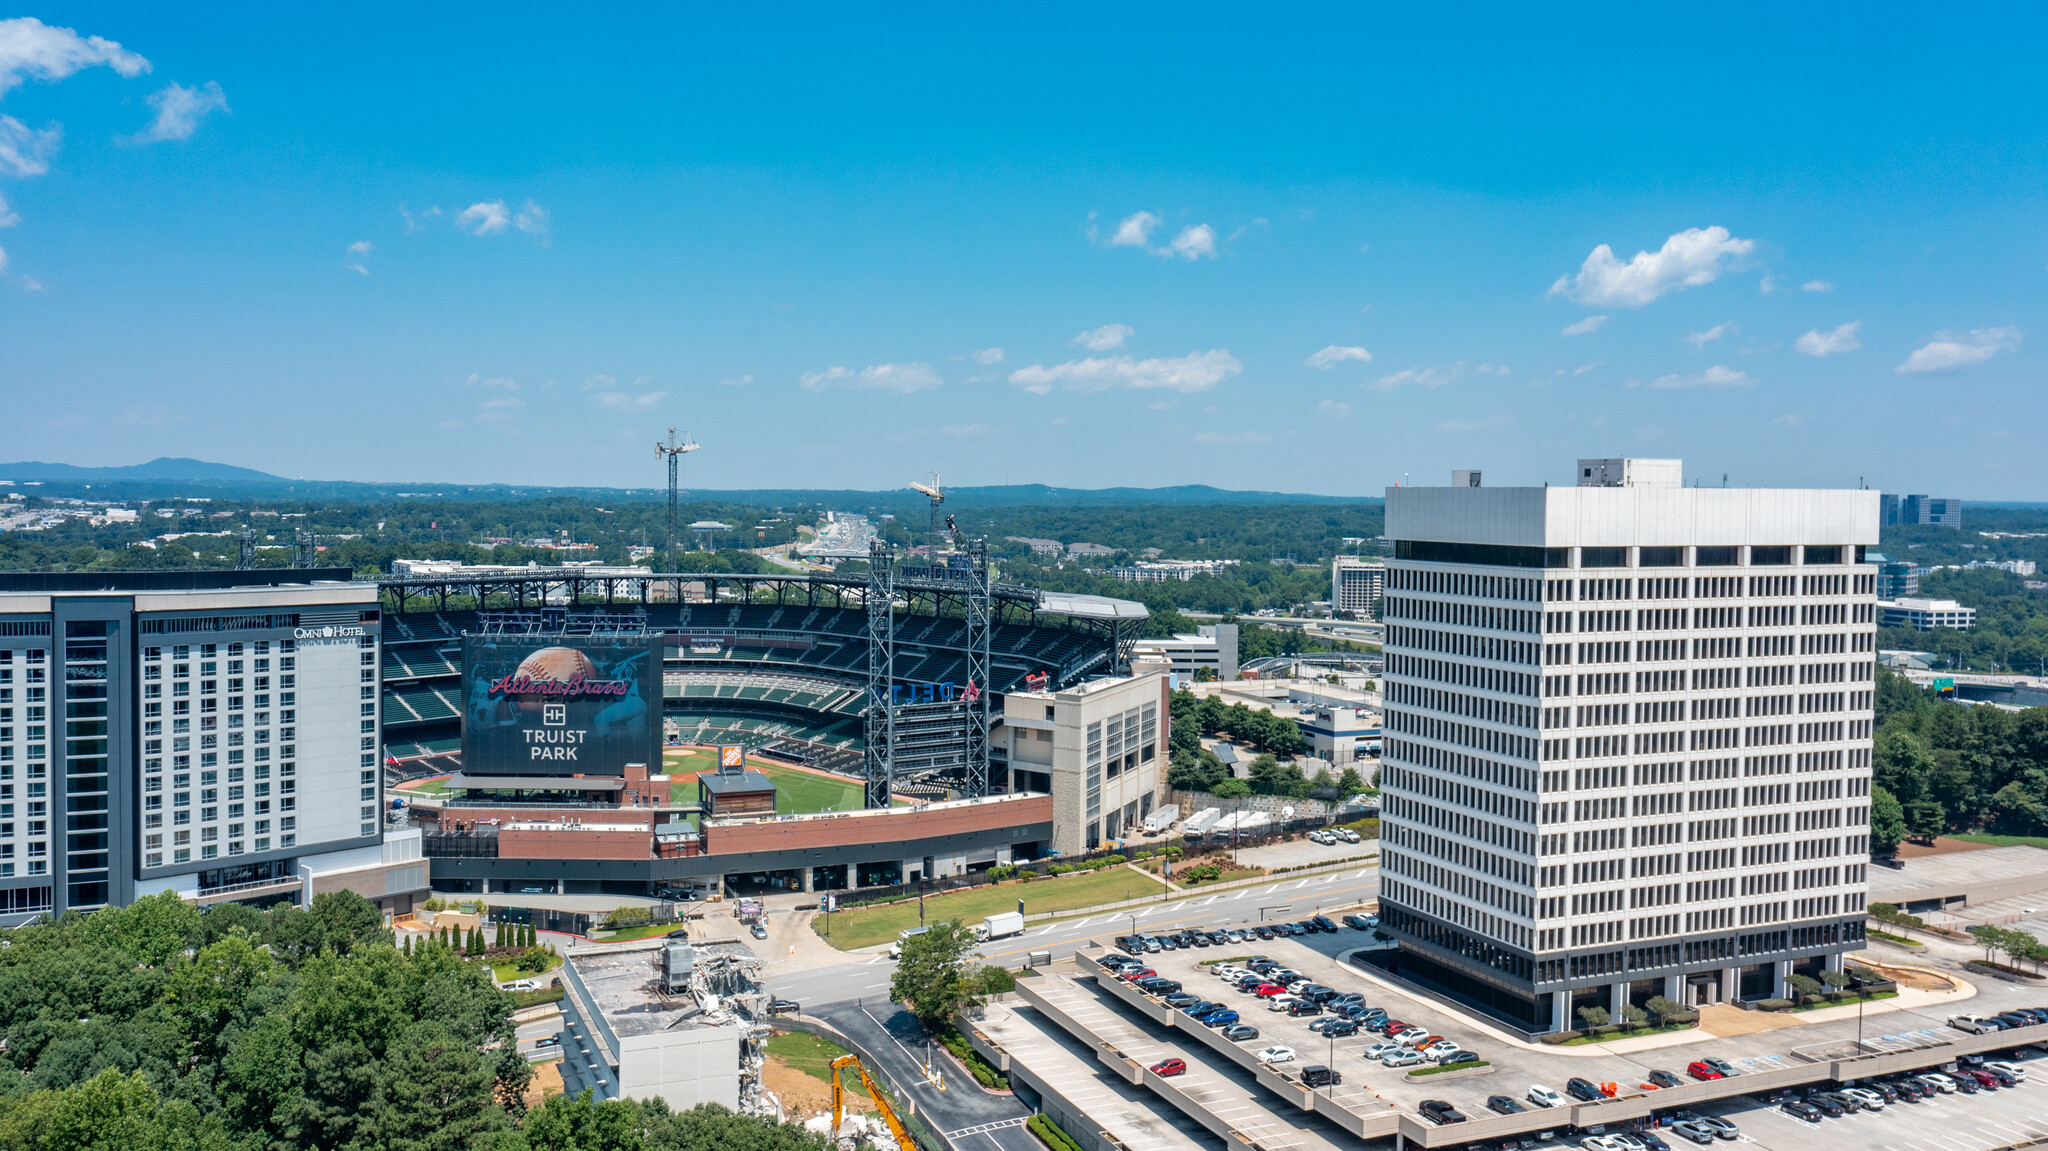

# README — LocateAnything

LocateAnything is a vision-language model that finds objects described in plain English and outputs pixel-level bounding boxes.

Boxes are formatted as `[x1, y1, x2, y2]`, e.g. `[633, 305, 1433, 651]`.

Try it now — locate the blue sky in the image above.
[2, 6, 2045, 496]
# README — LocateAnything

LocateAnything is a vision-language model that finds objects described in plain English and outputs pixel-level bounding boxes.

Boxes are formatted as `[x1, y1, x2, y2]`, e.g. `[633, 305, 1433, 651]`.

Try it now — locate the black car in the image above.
[1342, 914, 1375, 930]
[1985, 1067, 2020, 1087]
[1253, 925, 1276, 939]
[1221, 1024, 1259, 1041]
[1114, 937, 1144, 955]
[1437, 1052, 1481, 1068]
[1997, 1012, 2036, 1029]
[1891, 1077, 1927, 1101]
[1780, 1100, 1821, 1122]
[1164, 992, 1201, 1008]
[1286, 1000, 1322, 1017]
[1247, 958, 1279, 973]
[1648, 1069, 1684, 1089]
[1136, 978, 1182, 995]
[1565, 1078, 1604, 1102]
[1294, 921, 1319, 934]
[1863, 1080, 1899, 1102]
[1805, 1094, 1844, 1117]
[1303, 986, 1340, 1004]
[1205, 931, 1229, 946]
[1418, 1100, 1466, 1125]
[1812, 1090, 1858, 1113]
[1235, 975, 1266, 991]
[1485, 1095, 1525, 1115]
[1320, 1019, 1359, 1037]
[767, 999, 801, 1014]
[1302, 1065, 1341, 1088]
[1310, 915, 1338, 931]
[1180, 1000, 1222, 1016]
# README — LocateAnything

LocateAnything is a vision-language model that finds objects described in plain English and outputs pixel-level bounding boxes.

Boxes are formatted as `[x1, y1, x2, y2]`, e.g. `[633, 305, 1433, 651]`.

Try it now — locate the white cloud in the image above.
[1896, 327, 2021, 373]
[1575, 361, 1603, 375]
[1549, 226, 1755, 307]
[465, 372, 518, 390]
[1802, 279, 1834, 293]
[1476, 363, 1510, 376]
[1637, 365, 1756, 389]
[476, 396, 524, 423]
[1146, 400, 1177, 411]
[514, 199, 549, 242]
[1795, 321, 1862, 357]
[457, 201, 510, 236]
[1370, 362, 1469, 391]
[941, 423, 988, 437]
[0, 242, 7, 275]
[1110, 211, 1161, 247]
[0, 114, 61, 177]
[718, 373, 754, 388]
[347, 240, 372, 255]
[580, 374, 613, 391]
[1008, 350, 1242, 395]
[592, 389, 665, 411]
[401, 204, 442, 233]
[967, 347, 1005, 364]
[344, 239, 371, 275]
[1071, 324, 1133, 351]
[1166, 223, 1216, 260]
[1773, 414, 1804, 426]
[1305, 345, 1372, 369]
[0, 191, 14, 229]
[1192, 430, 1272, 445]
[1560, 315, 1608, 336]
[0, 18, 150, 97]
[800, 362, 944, 393]
[129, 81, 228, 143]
[1685, 321, 1736, 349]
[1317, 399, 1352, 419]
[1436, 415, 1511, 432]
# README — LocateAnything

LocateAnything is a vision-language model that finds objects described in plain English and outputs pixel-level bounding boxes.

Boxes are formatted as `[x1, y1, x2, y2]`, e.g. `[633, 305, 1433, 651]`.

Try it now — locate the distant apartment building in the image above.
[1109, 559, 1240, 583]
[1332, 556, 1387, 618]
[1878, 597, 1976, 631]
[1881, 493, 1962, 529]
[1377, 459, 1878, 1034]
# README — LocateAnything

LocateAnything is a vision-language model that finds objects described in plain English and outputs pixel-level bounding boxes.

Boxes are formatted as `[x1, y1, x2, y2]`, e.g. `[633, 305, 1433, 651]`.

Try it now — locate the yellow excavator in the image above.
[830, 1053, 916, 1151]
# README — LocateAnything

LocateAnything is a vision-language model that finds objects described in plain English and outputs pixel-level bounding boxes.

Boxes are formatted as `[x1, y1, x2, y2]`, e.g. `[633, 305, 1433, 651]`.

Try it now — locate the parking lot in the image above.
[1679, 1071, 2048, 1151]
[1092, 932, 2048, 1140]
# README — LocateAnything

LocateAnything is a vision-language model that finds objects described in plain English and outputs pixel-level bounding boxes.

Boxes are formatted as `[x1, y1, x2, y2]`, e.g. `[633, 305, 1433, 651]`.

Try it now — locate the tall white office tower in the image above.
[1374, 459, 1880, 1034]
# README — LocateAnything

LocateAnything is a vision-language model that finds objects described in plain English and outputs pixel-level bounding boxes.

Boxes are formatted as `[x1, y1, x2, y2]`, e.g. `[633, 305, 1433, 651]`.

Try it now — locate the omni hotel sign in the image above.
[294, 625, 368, 641]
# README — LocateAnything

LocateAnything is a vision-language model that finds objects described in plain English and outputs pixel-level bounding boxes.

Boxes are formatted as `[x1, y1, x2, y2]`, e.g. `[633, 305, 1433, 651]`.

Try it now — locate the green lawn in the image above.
[766, 1031, 875, 1101]
[1948, 834, 2048, 851]
[667, 762, 870, 814]
[406, 777, 452, 795]
[490, 954, 562, 982]
[815, 868, 1167, 951]
[592, 922, 687, 942]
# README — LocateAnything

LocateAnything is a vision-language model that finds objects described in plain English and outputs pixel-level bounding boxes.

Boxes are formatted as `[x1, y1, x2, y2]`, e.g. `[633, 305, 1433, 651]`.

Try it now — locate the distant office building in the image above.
[998, 669, 1169, 850]
[1109, 559, 1239, 583]
[1878, 597, 1976, 631]
[1129, 624, 1238, 682]
[1332, 556, 1387, 618]
[1881, 494, 1962, 529]
[1862, 553, 1918, 599]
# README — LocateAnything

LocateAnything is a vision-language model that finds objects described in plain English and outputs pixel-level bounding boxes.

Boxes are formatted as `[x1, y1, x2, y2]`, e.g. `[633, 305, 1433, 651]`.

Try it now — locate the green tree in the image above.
[1620, 1003, 1649, 1028]
[889, 922, 986, 1028]
[1336, 766, 1365, 795]
[1870, 785, 1907, 855]
[1905, 797, 1947, 842]
[1576, 1005, 1610, 1030]
[0, 1068, 228, 1151]
[1785, 973, 1823, 1000]
[1212, 777, 1251, 799]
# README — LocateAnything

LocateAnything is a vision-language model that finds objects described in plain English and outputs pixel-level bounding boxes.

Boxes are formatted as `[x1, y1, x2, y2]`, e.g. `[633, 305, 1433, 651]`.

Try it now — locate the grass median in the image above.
[815, 869, 1168, 951]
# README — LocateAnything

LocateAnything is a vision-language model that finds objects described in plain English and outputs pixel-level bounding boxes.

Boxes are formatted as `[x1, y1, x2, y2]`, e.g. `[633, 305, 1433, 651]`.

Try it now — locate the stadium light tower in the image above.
[656, 428, 701, 570]
[909, 471, 945, 547]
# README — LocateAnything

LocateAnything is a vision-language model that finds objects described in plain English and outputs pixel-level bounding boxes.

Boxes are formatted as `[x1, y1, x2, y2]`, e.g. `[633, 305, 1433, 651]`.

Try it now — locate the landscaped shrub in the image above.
[1755, 997, 1794, 1011]
[1028, 1114, 1084, 1151]
[982, 965, 1018, 994]
[1538, 1030, 1583, 1045]
[516, 946, 555, 973]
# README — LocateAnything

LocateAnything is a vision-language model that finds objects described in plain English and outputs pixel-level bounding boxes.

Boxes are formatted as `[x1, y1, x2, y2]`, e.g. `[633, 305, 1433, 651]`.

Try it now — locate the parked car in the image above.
[1148, 1058, 1186, 1077]
[1254, 983, 1288, 998]
[1984, 1060, 2028, 1081]
[1302, 1065, 1341, 1088]
[1416, 1039, 1460, 1057]
[1311, 915, 1338, 932]
[1647, 1069, 1684, 1089]
[1669, 1121, 1717, 1146]
[1890, 1077, 1928, 1100]
[1840, 1087, 1885, 1109]
[1164, 992, 1201, 1008]
[1179, 999, 1220, 1016]
[1804, 1093, 1844, 1117]
[1672, 1112, 1738, 1140]
[1252, 925, 1276, 939]
[1917, 1072, 1958, 1093]
[1335, 828, 1361, 843]
[1285, 1000, 1322, 1018]
[1119, 967, 1157, 982]
[1380, 1050, 1424, 1068]
[1686, 1061, 1723, 1081]
[1436, 1051, 1481, 1068]
[1200, 1009, 1241, 1028]
[1961, 1068, 2002, 1090]
[1566, 1078, 1606, 1102]
[1307, 830, 1334, 845]
[1342, 914, 1376, 930]
[1526, 1085, 1565, 1109]
[1702, 1057, 1740, 1078]
[1221, 1024, 1259, 1042]
[1780, 1099, 1822, 1122]
[1331, 992, 1366, 1007]
[1486, 1095, 1525, 1115]
[1948, 1015, 2001, 1034]
[1254, 1045, 1296, 1064]
[1361, 1040, 1403, 1061]
[767, 999, 800, 1014]
[1418, 1100, 1466, 1125]
[1812, 1090, 1860, 1113]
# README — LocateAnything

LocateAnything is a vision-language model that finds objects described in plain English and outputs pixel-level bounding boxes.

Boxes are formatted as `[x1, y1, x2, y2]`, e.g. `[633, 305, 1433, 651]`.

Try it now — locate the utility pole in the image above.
[655, 428, 701, 570]
[237, 527, 257, 569]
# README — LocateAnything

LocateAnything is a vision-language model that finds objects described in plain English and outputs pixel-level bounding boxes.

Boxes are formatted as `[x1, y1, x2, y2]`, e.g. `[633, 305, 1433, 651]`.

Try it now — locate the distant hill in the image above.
[0, 458, 289, 484]
[0, 459, 1367, 505]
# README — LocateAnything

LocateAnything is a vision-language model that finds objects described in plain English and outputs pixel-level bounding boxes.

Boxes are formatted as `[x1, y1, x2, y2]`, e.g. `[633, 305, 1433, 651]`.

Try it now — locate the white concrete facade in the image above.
[1332, 557, 1387, 618]
[1001, 669, 1169, 854]
[1128, 624, 1238, 682]
[1377, 461, 1880, 1030]
[1878, 597, 1976, 631]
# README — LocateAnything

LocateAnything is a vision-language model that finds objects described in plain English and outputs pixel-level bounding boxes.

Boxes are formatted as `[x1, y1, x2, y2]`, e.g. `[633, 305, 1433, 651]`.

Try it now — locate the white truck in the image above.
[975, 910, 1026, 942]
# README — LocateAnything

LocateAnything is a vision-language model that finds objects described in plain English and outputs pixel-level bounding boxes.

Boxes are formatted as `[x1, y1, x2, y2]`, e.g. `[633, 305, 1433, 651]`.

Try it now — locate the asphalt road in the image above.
[808, 1000, 1039, 1151]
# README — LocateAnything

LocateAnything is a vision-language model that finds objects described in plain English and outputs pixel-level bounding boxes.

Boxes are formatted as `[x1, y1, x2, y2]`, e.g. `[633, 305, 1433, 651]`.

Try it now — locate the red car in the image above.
[1254, 983, 1289, 998]
[1121, 968, 1157, 982]
[1149, 1059, 1187, 1077]
[1686, 1061, 1723, 1081]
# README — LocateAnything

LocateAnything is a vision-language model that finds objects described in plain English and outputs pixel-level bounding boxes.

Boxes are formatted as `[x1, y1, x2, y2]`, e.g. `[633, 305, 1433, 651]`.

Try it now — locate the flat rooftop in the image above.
[1867, 844, 2048, 905]
[571, 940, 753, 1037]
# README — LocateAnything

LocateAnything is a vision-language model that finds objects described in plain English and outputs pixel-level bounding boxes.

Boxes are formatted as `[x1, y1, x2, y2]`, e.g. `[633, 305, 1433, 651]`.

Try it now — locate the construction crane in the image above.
[909, 471, 944, 546]
[830, 1054, 915, 1151]
[656, 428, 702, 570]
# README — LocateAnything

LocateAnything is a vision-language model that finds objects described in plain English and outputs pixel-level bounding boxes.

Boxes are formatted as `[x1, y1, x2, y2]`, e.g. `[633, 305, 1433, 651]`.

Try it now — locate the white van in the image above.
[887, 925, 931, 959]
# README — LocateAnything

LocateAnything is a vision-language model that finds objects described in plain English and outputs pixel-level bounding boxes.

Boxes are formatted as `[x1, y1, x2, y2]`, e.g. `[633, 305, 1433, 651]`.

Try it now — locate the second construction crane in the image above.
[656, 427, 702, 570]
[909, 471, 945, 547]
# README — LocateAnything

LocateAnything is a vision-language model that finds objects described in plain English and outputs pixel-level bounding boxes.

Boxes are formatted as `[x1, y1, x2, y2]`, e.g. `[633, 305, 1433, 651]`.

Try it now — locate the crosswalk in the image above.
[943, 1116, 1028, 1139]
